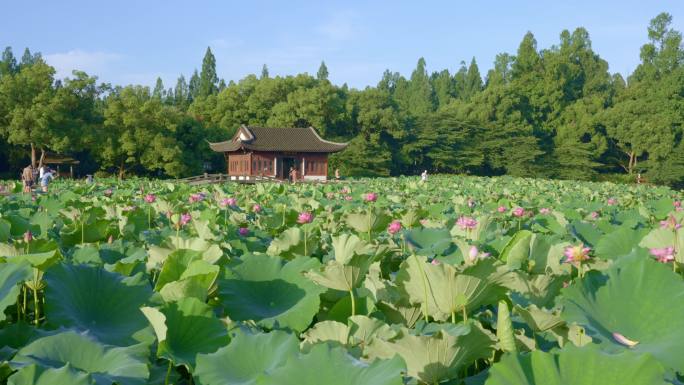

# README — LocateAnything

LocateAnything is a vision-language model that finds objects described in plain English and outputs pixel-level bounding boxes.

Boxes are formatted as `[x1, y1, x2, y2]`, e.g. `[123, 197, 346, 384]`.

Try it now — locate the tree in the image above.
[0, 58, 56, 167]
[463, 57, 483, 99]
[261, 64, 270, 79]
[189, 69, 200, 99]
[152, 77, 165, 99]
[317, 61, 329, 81]
[199, 47, 218, 97]
[0, 47, 18, 78]
[174, 75, 189, 106]
[100, 86, 187, 178]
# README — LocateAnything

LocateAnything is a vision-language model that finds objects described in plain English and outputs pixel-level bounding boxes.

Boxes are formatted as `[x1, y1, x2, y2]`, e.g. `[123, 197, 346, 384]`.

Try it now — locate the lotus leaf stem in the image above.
[165, 360, 173, 385]
[349, 289, 356, 316]
[412, 253, 430, 323]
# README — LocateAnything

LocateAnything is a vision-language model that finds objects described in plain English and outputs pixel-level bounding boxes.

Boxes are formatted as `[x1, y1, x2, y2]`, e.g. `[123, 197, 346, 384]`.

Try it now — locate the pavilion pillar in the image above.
[70, 165, 74, 178]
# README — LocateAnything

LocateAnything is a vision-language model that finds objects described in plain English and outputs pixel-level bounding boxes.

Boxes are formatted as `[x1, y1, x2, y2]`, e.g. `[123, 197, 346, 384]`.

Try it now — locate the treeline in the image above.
[1, 13, 684, 185]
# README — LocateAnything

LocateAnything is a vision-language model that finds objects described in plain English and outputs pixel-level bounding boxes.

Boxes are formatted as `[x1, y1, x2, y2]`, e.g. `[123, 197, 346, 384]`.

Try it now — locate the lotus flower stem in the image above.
[22, 286, 27, 320]
[304, 227, 308, 256]
[349, 289, 356, 316]
[164, 360, 173, 385]
[462, 306, 467, 322]
[148, 207, 152, 229]
[367, 210, 372, 242]
[32, 269, 40, 325]
[451, 310, 456, 324]
[412, 253, 430, 323]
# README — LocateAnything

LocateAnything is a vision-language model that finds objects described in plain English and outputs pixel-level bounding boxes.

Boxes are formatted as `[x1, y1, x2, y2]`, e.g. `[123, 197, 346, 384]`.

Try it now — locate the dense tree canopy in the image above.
[0, 13, 683, 186]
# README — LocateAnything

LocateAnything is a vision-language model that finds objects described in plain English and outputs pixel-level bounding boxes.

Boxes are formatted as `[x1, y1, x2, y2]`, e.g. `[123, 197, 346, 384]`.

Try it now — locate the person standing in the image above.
[421, 170, 428, 182]
[21, 165, 35, 193]
[40, 168, 55, 193]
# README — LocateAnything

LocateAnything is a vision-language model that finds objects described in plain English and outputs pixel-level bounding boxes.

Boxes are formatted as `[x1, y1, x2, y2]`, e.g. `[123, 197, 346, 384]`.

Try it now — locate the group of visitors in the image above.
[21, 164, 57, 193]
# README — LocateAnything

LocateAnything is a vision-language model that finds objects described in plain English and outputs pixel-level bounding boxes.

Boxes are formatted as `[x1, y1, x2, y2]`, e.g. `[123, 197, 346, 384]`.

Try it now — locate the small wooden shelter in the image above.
[43, 153, 80, 178]
[209, 126, 347, 181]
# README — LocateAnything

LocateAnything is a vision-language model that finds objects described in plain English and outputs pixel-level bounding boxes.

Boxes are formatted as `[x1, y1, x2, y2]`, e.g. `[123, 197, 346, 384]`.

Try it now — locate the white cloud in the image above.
[44, 50, 121, 80]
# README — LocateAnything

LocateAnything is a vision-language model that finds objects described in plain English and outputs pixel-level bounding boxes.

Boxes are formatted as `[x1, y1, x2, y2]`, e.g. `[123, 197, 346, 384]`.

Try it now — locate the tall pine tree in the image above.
[199, 47, 218, 97]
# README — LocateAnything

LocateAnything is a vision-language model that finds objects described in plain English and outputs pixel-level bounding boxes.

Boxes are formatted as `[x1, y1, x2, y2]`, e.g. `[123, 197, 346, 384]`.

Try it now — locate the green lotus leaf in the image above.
[8, 364, 93, 385]
[0, 262, 31, 321]
[219, 254, 323, 332]
[404, 228, 456, 257]
[266, 227, 314, 258]
[500, 230, 532, 269]
[44, 264, 153, 346]
[639, 227, 684, 262]
[497, 301, 517, 353]
[10, 331, 149, 385]
[305, 234, 376, 292]
[154, 249, 219, 302]
[141, 297, 229, 369]
[3, 249, 62, 271]
[59, 219, 111, 247]
[484, 345, 669, 385]
[0, 219, 11, 242]
[345, 210, 391, 235]
[397, 256, 506, 321]
[365, 321, 494, 384]
[306, 235, 376, 291]
[194, 330, 299, 385]
[570, 221, 602, 247]
[301, 320, 349, 348]
[4, 215, 40, 238]
[515, 304, 564, 332]
[561, 255, 684, 372]
[259, 343, 405, 385]
[594, 227, 647, 260]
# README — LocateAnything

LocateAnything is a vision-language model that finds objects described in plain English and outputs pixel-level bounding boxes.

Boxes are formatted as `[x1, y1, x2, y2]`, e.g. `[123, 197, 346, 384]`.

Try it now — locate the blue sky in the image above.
[3, 0, 683, 89]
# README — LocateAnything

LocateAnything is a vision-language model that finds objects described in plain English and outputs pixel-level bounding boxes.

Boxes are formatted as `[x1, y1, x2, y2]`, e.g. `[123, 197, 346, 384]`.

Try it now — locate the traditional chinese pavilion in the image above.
[209, 125, 347, 181]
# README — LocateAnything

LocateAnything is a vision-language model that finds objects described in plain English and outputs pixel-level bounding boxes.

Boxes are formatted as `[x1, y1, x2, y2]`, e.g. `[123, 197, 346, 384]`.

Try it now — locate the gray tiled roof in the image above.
[209, 126, 348, 153]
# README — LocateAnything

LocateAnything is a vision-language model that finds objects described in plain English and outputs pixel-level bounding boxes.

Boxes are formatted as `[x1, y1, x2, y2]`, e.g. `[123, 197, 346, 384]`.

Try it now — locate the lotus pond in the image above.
[0, 175, 683, 385]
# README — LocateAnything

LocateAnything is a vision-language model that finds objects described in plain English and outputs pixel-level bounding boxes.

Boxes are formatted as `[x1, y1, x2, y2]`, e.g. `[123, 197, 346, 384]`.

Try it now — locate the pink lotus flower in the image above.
[341, 187, 350, 194]
[344, 195, 353, 201]
[456, 216, 478, 230]
[612, 332, 639, 348]
[326, 192, 335, 199]
[238, 227, 249, 237]
[562, 281, 570, 288]
[539, 208, 551, 215]
[297, 212, 313, 224]
[122, 205, 137, 212]
[23, 231, 33, 243]
[431, 259, 440, 265]
[220, 197, 237, 208]
[512, 207, 525, 217]
[144, 194, 156, 203]
[607, 198, 617, 206]
[364, 192, 378, 202]
[497, 206, 507, 213]
[388, 220, 402, 235]
[660, 214, 682, 230]
[189, 193, 205, 203]
[252, 204, 262, 213]
[180, 213, 192, 226]
[675, 201, 682, 208]
[108, 235, 114, 244]
[104, 189, 113, 197]
[590, 211, 599, 220]
[467, 199, 475, 208]
[563, 245, 592, 264]
[649, 246, 675, 263]
[468, 246, 490, 261]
